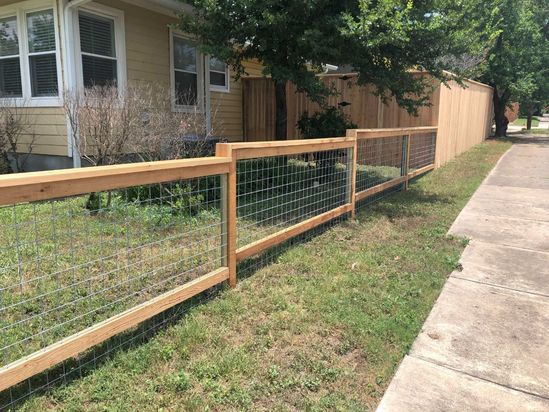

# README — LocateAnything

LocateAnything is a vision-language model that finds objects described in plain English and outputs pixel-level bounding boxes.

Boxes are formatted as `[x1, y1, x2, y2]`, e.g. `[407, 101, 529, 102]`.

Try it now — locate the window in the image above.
[0, 15, 22, 97]
[0, 2, 61, 104]
[73, 4, 125, 91]
[209, 57, 229, 92]
[171, 33, 203, 110]
[78, 12, 117, 87]
[27, 9, 58, 97]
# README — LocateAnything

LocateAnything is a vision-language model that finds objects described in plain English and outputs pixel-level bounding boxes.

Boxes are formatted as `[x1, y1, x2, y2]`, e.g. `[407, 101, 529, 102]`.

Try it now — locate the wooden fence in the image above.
[242, 72, 493, 167]
[0, 127, 436, 395]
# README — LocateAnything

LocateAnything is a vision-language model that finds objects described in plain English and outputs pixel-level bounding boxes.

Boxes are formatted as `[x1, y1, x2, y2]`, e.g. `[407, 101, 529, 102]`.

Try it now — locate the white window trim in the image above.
[72, 2, 127, 92]
[0, 0, 63, 107]
[208, 56, 230, 93]
[169, 29, 204, 113]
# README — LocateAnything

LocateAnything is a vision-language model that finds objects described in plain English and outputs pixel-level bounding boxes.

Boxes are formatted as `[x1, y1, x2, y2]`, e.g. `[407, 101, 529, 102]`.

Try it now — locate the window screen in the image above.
[27, 9, 58, 97]
[0, 16, 22, 97]
[79, 11, 117, 87]
[173, 36, 198, 106]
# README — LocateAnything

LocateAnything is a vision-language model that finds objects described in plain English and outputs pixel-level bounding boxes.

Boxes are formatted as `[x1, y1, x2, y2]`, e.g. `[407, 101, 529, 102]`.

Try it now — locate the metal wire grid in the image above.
[356, 136, 406, 193]
[0, 176, 225, 371]
[409, 132, 436, 171]
[235, 148, 351, 249]
[0, 289, 214, 410]
[355, 183, 405, 212]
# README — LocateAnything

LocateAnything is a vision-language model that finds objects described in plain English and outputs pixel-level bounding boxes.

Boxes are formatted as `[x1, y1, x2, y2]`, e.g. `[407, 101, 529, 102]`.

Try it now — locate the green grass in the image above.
[512, 116, 540, 127]
[519, 128, 549, 136]
[11, 140, 511, 411]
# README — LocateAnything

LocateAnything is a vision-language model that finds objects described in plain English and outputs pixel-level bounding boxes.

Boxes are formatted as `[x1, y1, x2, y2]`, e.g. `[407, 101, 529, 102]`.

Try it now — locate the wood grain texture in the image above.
[408, 164, 435, 179]
[355, 176, 408, 202]
[0, 157, 232, 206]
[353, 127, 438, 140]
[216, 144, 237, 287]
[229, 138, 355, 160]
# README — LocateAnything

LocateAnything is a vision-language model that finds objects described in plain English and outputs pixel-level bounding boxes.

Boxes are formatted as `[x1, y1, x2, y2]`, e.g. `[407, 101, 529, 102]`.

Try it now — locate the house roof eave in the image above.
[118, 0, 193, 17]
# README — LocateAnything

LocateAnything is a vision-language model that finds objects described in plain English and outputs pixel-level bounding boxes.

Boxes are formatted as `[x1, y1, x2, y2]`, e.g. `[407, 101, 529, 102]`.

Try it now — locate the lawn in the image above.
[512, 116, 540, 127]
[11, 140, 510, 411]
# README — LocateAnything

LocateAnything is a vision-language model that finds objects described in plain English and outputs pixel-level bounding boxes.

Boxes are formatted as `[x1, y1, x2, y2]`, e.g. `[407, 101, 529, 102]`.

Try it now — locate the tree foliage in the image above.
[179, 0, 481, 139]
[470, 0, 549, 135]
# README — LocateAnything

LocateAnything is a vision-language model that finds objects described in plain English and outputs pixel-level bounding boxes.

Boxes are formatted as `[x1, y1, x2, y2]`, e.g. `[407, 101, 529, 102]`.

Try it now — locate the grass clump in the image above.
[15, 140, 511, 411]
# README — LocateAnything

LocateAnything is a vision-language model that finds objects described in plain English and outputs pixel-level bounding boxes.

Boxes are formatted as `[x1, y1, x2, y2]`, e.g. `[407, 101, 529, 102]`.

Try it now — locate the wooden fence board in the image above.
[241, 73, 493, 167]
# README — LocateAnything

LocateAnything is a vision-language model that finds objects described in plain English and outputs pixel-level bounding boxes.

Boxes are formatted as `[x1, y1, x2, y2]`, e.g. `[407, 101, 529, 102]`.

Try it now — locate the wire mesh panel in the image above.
[235, 148, 352, 250]
[356, 135, 406, 193]
[0, 176, 225, 377]
[409, 132, 437, 171]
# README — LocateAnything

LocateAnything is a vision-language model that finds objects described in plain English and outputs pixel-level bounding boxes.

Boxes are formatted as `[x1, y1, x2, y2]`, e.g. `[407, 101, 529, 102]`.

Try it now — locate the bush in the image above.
[297, 107, 357, 138]
[297, 107, 356, 176]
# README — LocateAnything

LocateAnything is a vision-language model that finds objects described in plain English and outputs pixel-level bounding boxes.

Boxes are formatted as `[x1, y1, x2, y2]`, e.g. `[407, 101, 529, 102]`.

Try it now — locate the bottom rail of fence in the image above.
[235, 203, 353, 262]
[0, 267, 229, 392]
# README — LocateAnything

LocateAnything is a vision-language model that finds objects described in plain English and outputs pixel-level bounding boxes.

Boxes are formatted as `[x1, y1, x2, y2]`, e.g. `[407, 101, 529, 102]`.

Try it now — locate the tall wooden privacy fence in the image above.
[0, 127, 437, 400]
[242, 72, 493, 167]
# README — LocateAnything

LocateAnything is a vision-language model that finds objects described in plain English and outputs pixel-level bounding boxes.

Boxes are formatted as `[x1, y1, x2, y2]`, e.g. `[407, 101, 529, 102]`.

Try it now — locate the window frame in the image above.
[0, 0, 63, 107]
[208, 56, 230, 93]
[72, 2, 126, 93]
[169, 29, 204, 113]
[0, 14, 23, 98]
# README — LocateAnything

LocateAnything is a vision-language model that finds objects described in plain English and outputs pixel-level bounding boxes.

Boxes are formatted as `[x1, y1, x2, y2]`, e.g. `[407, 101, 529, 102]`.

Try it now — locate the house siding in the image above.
[1, 0, 264, 164]
[95, 0, 263, 141]
[0, 0, 68, 158]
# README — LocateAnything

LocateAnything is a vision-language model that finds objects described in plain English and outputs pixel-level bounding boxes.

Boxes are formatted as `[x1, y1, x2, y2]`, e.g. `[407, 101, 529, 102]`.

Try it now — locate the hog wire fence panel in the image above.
[220, 139, 356, 268]
[409, 131, 437, 172]
[236, 148, 352, 251]
[356, 134, 407, 193]
[0, 159, 230, 408]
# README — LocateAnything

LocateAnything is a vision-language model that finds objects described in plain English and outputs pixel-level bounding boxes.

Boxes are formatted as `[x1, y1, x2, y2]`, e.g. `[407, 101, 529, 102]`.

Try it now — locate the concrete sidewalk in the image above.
[377, 136, 549, 411]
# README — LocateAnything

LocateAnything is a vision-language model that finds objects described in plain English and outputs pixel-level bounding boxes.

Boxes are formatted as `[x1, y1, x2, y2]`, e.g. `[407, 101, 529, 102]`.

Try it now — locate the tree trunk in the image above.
[492, 87, 509, 137]
[526, 113, 533, 130]
[275, 80, 287, 141]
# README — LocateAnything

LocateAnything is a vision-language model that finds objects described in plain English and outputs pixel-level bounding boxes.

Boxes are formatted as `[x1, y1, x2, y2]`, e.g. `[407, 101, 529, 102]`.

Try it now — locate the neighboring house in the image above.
[0, 0, 262, 170]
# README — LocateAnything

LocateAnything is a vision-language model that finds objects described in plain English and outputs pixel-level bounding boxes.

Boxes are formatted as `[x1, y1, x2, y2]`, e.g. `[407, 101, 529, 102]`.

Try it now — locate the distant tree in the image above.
[516, 71, 549, 130]
[471, 0, 548, 136]
[179, 0, 480, 140]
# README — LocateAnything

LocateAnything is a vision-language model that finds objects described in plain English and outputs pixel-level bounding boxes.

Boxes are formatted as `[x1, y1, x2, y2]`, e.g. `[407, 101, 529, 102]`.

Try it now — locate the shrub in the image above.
[297, 107, 356, 176]
[297, 107, 357, 139]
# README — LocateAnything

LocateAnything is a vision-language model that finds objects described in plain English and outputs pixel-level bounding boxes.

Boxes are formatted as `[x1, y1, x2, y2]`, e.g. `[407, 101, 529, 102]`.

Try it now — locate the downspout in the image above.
[63, 0, 92, 168]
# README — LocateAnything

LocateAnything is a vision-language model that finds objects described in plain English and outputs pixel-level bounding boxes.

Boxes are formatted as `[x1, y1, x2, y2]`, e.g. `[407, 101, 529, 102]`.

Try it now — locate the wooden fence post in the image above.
[216, 144, 237, 288]
[346, 130, 358, 219]
[404, 133, 411, 190]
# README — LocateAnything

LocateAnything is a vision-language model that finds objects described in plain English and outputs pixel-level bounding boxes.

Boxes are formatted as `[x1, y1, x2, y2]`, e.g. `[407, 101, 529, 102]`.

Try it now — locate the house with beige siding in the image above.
[0, 0, 263, 170]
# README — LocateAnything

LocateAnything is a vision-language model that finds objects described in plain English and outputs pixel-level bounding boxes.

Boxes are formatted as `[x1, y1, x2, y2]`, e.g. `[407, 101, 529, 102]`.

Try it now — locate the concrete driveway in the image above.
[377, 136, 549, 411]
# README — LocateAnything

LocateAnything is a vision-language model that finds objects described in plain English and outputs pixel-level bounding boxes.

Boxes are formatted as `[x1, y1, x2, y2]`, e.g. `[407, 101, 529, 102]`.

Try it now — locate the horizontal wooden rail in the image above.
[0, 267, 229, 392]
[236, 203, 353, 262]
[408, 164, 435, 179]
[355, 176, 408, 202]
[349, 127, 438, 140]
[219, 137, 355, 160]
[0, 157, 232, 206]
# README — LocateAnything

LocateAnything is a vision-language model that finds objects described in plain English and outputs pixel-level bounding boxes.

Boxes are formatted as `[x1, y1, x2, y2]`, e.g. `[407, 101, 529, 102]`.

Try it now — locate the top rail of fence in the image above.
[0, 157, 232, 206]
[218, 137, 356, 160]
[348, 126, 438, 139]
